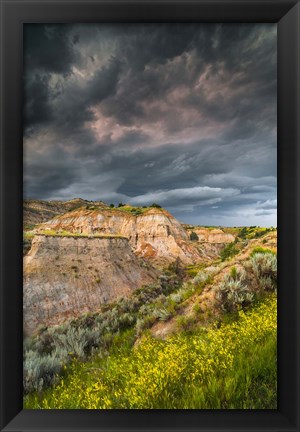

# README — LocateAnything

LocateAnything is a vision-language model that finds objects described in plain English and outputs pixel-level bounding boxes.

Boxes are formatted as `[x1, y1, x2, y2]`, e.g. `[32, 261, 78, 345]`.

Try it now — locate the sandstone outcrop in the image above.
[36, 208, 202, 265]
[23, 234, 157, 334]
[187, 227, 235, 244]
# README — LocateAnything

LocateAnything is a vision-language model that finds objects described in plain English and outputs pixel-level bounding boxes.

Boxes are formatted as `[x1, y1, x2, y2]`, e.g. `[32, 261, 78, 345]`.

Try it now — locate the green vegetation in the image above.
[38, 230, 126, 239]
[24, 295, 277, 409]
[23, 231, 35, 239]
[250, 252, 277, 292]
[186, 263, 206, 277]
[220, 242, 239, 261]
[24, 224, 36, 231]
[23, 222, 277, 409]
[23, 272, 181, 394]
[190, 231, 199, 241]
[238, 226, 276, 240]
[250, 246, 276, 256]
[85, 204, 107, 210]
[214, 268, 254, 313]
[114, 204, 163, 216]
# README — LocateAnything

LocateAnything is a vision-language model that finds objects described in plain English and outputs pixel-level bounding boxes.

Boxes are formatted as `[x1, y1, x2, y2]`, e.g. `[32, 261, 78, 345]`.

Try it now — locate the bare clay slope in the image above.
[24, 235, 157, 335]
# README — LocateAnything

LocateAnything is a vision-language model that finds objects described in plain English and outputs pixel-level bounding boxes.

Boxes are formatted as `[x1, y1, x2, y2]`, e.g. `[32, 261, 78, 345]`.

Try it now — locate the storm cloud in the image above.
[23, 23, 277, 226]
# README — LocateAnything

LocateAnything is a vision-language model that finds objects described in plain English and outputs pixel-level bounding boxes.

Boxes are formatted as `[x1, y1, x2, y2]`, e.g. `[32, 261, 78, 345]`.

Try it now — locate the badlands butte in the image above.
[24, 198, 259, 335]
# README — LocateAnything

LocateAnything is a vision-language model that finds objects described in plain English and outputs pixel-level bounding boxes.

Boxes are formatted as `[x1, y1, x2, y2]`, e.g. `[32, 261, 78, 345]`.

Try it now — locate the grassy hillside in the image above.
[24, 295, 276, 409]
[23, 232, 277, 409]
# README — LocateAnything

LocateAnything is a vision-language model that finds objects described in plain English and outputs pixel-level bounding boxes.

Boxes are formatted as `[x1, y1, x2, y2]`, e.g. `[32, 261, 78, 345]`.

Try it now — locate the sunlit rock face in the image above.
[36, 208, 202, 265]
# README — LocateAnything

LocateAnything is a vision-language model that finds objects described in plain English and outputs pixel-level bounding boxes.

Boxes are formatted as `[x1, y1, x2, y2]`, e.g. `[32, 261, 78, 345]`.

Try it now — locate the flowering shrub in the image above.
[24, 295, 277, 409]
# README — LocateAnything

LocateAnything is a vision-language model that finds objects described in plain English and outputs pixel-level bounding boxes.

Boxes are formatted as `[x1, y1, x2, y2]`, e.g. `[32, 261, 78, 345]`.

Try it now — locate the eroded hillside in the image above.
[35, 206, 202, 265]
[150, 230, 277, 339]
[24, 234, 158, 334]
[23, 198, 107, 228]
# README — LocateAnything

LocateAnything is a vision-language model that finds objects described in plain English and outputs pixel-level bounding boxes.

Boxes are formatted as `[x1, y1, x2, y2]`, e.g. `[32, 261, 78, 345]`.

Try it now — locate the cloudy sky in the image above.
[23, 24, 277, 227]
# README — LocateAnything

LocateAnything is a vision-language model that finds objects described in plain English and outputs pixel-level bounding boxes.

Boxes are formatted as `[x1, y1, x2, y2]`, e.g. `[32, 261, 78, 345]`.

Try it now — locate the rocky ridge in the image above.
[23, 198, 107, 227]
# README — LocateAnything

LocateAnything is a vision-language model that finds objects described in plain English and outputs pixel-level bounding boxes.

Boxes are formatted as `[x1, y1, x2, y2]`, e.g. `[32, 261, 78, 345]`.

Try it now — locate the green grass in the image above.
[23, 224, 37, 231]
[23, 231, 35, 239]
[220, 242, 239, 261]
[250, 246, 277, 257]
[186, 263, 206, 277]
[38, 230, 126, 239]
[238, 227, 276, 240]
[113, 205, 161, 215]
[24, 295, 277, 409]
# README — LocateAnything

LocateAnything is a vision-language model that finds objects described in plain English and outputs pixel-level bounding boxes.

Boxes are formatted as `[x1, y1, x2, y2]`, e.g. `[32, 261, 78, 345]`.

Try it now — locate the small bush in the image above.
[190, 231, 199, 241]
[214, 269, 254, 313]
[135, 316, 156, 336]
[176, 315, 196, 332]
[169, 291, 184, 304]
[230, 266, 238, 280]
[238, 227, 248, 239]
[220, 242, 239, 261]
[23, 350, 63, 394]
[250, 252, 277, 291]
[52, 327, 90, 359]
[152, 306, 172, 322]
[192, 302, 203, 317]
[193, 270, 211, 285]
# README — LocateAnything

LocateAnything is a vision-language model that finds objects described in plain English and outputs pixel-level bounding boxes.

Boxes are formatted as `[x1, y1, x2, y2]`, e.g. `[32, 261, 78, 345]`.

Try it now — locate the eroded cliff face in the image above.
[36, 208, 201, 265]
[24, 235, 157, 334]
[187, 228, 235, 244]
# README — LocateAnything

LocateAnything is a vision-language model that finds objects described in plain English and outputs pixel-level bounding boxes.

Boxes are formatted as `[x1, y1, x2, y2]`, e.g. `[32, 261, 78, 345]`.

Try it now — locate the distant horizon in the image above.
[24, 23, 277, 227]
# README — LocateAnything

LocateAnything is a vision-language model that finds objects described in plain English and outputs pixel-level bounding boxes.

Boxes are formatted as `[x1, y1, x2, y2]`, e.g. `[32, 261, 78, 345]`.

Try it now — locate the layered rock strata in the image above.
[36, 208, 201, 265]
[23, 234, 157, 334]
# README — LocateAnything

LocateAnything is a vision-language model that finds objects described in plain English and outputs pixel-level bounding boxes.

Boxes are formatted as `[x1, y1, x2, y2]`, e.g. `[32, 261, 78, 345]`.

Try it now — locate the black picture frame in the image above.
[0, 0, 299, 431]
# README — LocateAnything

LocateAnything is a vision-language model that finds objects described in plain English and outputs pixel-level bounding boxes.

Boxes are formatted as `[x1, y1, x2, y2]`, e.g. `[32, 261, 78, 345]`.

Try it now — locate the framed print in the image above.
[0, 0, 299, 431]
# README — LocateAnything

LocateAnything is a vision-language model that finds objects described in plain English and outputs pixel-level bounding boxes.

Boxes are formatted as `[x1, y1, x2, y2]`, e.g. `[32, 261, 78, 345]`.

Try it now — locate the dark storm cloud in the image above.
[86, 58, 122, 104]
[24, 25, 77, 74]
[24, 73, 53, 128]
[23, 25, 78, 130]
[23, 23, 277, 226]
[24, 147, 80, 198]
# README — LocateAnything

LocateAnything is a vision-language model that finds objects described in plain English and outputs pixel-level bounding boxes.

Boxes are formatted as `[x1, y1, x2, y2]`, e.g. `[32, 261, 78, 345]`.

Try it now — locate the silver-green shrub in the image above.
[152, 306, 171, 321]
[214, 268, 254, 313]
[23, 350, 62, 394]
[250, 252, 277, 291]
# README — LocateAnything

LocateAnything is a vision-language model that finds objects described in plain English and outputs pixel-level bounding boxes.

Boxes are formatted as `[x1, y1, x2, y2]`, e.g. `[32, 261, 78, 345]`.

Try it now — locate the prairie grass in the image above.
[24, 295, 277, 409]
[38, 230, 126, 239]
